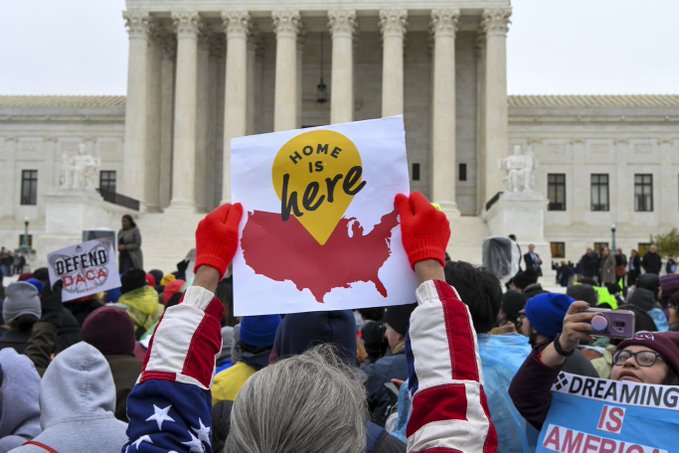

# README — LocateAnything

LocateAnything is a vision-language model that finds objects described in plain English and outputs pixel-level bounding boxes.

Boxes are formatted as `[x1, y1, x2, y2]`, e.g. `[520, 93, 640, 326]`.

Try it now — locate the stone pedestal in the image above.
[34, 189, 128, 266]
[483, 191, 555, 281]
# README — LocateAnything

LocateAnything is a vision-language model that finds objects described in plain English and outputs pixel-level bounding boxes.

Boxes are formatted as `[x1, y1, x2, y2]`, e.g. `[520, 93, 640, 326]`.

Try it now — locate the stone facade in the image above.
[0, 0, 678, 271]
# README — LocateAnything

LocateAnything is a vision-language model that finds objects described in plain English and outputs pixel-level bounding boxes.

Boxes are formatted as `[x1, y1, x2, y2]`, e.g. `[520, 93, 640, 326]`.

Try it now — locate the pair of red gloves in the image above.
[193, 192, 450, 279]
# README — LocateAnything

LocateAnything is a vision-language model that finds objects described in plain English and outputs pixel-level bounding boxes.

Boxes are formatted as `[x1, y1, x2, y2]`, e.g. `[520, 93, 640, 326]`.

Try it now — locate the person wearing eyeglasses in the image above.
[509, 300, 679, 430]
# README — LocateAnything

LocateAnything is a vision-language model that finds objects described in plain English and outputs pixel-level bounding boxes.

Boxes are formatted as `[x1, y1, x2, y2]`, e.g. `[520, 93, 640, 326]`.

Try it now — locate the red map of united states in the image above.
[241, 209, 399, 303]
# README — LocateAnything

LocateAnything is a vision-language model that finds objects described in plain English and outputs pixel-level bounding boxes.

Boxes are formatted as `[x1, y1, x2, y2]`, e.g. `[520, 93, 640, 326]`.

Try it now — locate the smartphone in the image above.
[585, 308, 635, 339]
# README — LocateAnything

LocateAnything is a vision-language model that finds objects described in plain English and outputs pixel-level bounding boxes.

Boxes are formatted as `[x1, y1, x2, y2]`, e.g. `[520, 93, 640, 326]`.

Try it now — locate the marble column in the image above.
[272, 10, 301, 131]
[122, 11, 150, 202]
[169, 12, 201, 209]
[158, 34, 176, 210]
[145, 23, 162, 211]
[475, 34, 486, 214]
[195, 30, 210, 211]
[222, 11, 250, 203]
[328, 9, 356, 124]
[379, 9, 407, 117]
[296, 31, 305, 128]
[430, 9, 459, 211]
[246, 34, 259, 135]
[481, 8, 511, 207]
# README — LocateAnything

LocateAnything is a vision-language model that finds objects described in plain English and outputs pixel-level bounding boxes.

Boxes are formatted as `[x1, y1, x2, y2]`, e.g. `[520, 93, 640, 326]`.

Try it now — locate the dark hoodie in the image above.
[270, 310, 357, 365]
[620, 288, 659, 332]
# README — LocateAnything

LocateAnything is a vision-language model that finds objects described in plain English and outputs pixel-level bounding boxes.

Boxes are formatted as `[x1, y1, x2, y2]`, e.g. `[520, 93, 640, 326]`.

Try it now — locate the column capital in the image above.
[481, 8, 511, 36]
[123, 10, 151, 38]
[222, 10, 251, 38]
[172, 11, 202, 37]
[272, 10, 301, 38]
[431, 9, 459, 38]
[328, 9, 357, 38]
[379, 9, 408, 39]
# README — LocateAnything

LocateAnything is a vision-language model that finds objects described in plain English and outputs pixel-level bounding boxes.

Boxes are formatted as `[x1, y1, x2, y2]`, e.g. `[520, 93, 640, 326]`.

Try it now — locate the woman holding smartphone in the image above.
[509, 300, 679, 430]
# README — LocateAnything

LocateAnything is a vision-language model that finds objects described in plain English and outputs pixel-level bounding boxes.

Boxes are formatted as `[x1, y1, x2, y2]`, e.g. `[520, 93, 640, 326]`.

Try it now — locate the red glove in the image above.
[395, 192, 450, 269]
[194, 203, 243, 279]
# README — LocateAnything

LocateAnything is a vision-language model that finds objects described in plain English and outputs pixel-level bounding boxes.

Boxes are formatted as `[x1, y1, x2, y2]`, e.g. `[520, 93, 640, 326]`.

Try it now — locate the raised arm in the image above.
[124, 203, 242, 453]
[395, 193, 497, 453]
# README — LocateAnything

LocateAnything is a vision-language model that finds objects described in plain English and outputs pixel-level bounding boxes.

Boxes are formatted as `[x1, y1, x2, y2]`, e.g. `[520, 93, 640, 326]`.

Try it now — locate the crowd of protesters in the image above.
[0, 193, 678, 452]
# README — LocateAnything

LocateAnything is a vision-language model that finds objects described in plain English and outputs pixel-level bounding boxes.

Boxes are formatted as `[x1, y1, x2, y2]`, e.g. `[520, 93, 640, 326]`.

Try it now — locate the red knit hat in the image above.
[145, 273, 156, 287]
[617, 331, 679, 376]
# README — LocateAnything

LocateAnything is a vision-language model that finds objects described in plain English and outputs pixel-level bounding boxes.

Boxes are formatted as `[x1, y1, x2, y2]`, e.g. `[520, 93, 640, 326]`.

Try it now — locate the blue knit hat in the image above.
[239, 315, 282, 349]
[524, 293, 575, 339]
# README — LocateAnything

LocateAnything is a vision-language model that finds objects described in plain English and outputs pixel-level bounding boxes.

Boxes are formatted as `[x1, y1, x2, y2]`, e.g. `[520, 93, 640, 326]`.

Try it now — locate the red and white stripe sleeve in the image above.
[405, 280, 498, 453]
[140, 285, 224, 390]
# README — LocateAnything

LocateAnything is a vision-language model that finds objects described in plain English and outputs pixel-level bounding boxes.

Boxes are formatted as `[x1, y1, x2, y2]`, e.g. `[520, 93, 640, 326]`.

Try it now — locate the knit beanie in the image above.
[3, 282, 41, 324]
[163, 279, 186, 306]
[617, 331, 679, 376]
[149, 269, 164, 286]
[239, 315, 282, 349]
[121, 268, 147, 294]
[524, 293, 575, 340]
[567, 284, 598, 307]
[660, 274, 679, 306]
[104, 287, 122, 303]
[160, 274, 176, 286]
[637, 273, 660, 298]
[25, 278, 45, 296]
[145, 273, 156, 287]
[81, 306, 136, 356]
[17, 272, 33, 282]
[501, 290, 528, 322]
[272, 310, 357, 365]
[385, 303, 417, 336]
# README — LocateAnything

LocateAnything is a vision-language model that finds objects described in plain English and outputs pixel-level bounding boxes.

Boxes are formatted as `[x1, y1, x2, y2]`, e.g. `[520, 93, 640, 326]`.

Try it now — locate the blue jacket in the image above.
[362, 351, 408, 426]
[477, 333, 535, 453]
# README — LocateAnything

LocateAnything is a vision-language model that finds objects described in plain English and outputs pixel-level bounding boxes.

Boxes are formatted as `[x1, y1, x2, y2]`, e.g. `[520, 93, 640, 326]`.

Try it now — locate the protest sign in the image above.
[231, 115, 417, 316]
[47, 239, 121, 302]
[536, 372, 677, 453]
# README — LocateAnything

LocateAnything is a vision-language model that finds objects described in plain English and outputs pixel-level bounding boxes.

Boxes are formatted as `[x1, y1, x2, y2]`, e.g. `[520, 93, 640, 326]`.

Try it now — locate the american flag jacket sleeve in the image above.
[405, 280, 498, 453]
[123, 285, 224, 453]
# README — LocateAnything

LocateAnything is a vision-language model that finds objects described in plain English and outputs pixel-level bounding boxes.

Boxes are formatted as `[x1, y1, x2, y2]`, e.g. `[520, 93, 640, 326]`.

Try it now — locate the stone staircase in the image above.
[138, 208, 492, 275]
[136, 209, 206, 274]
[447, 214, 491, 266]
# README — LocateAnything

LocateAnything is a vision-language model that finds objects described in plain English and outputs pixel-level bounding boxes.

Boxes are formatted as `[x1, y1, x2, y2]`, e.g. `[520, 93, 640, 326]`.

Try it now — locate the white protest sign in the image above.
[231, 115, 417, 316]
[47, 239, 121, 302]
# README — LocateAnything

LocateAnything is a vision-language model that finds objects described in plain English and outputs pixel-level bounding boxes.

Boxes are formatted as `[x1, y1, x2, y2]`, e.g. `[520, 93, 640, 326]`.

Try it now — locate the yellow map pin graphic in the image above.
[272, 130, 365, 246]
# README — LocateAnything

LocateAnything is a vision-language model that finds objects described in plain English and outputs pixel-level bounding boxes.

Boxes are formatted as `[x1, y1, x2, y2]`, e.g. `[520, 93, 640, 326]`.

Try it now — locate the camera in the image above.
[585, 308, 635, 339]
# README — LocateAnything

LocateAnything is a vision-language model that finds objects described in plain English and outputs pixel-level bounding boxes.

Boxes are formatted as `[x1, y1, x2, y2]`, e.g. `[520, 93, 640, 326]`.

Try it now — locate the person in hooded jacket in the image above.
[0, 348, 41, 452]
[8, 341, 128, 453]
[211, 314, 281, 405]
[361, 303, 417, 427]
[115, 268, 163, 338]
[81, 306, 143, 422]
[620, 273, 667, 332]
[0, 283, 41, 353]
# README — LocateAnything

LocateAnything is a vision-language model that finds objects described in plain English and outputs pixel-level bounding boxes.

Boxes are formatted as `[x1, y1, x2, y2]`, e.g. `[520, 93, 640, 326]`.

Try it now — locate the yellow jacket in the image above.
[211, 361, 257, 405]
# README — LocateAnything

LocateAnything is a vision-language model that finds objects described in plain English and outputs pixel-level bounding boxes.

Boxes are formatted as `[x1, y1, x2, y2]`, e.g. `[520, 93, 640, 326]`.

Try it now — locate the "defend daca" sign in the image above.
[47, 239, 121, 302]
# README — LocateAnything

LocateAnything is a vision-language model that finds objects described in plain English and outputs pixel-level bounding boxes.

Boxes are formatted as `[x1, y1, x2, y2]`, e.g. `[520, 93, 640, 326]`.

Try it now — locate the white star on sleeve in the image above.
[191, 418, 212, 446]
[131, 435, 154, 449]
[181, 431, 206, 453]
[145, 404, 175, 430]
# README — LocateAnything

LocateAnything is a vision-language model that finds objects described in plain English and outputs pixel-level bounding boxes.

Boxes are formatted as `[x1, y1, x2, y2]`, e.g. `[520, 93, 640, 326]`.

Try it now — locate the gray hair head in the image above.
[225, 344, 368, 453]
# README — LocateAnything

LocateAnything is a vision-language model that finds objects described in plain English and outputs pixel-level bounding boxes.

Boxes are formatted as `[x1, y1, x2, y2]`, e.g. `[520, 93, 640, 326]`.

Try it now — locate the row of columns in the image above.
[122, 8, 510, 211]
